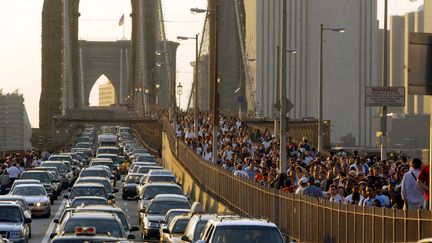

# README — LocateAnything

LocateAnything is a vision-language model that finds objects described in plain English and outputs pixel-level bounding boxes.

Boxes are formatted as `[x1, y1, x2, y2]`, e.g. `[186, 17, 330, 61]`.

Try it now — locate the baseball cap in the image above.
[299, 177, 309, 184]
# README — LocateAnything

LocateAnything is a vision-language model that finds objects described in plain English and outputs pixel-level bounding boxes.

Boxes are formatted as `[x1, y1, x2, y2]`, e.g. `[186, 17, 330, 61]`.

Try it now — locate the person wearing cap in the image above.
[295, 177, 308, 194]
[401, 158, 424, 209]
[301, 176, 323, 198]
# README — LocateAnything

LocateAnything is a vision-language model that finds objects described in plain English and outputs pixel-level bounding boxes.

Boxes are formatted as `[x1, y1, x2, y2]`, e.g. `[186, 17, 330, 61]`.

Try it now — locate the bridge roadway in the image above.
[29, 177, 157, 243]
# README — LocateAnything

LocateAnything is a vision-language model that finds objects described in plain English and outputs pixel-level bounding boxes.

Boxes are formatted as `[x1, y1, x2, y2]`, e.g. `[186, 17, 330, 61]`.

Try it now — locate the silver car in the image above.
[10, 184, 51, 218]
[0, 202, 32, 243]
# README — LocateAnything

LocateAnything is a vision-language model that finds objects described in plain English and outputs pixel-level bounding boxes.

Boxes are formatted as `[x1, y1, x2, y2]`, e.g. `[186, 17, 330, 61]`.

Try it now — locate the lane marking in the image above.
[41, 199, 66, 243]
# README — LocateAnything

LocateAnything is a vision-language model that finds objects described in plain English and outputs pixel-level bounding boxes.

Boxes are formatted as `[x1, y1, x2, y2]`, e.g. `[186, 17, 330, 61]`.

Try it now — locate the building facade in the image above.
[99, 82, 116, 106]
[0, 91, 32, 151]
[243, 0, 379, 147]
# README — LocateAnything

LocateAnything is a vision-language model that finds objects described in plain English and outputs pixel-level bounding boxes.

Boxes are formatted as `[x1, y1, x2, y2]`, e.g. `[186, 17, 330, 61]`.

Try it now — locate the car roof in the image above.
[72, 183, 105, 188]
[166, 209, 191, 215]
[71, 196, 107, 201]
[97, 146, 118, 149]
[14, 183, 44, 188]
[208, 217, 278, 227]
[22, 170, 50, 174]
[14, 179, 41, 183]
[153, 194, 188, 201]
[145, 182, 180, 187]
[75, 205, 123, 212]
[69, 211, 118, 219]
[0, 195, 26, 200]
[76, 177, 110, 181]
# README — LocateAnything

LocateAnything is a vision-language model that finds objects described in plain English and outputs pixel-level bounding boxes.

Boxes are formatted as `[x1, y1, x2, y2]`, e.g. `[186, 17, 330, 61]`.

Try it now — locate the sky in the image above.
[0, 0, 424, 128]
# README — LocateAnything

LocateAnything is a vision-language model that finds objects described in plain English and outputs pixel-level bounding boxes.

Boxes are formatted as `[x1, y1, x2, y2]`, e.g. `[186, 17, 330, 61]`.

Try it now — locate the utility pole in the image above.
[381, 0, 389, 160]
[279, 0, 287, 173]
[212, 2, 219, 164]
[194, 33, 199, 139]
[274, 46, 280, 140]
[208, 0, 216, 110]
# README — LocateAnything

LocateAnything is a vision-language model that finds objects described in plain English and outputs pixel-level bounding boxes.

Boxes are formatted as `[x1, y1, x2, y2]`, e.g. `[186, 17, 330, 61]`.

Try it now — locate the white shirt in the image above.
[344, 194, 364, 205]
[203, 152, 212, 162]
[233, 170, 249, 180]
[329, 194, 343, 204]
[401, 168, 424, 206]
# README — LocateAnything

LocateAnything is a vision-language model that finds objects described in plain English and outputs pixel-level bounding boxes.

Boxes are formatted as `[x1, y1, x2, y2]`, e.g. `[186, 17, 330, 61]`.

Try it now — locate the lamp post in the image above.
[178, 34, 199, 139]
[155, 83, 160, 105]
[192, 4, 219, 163]
[318, 24, 345, 153]
[177, 82, 183, 112]
[156, 49, 176, 128]
[145, 88, 149, 116]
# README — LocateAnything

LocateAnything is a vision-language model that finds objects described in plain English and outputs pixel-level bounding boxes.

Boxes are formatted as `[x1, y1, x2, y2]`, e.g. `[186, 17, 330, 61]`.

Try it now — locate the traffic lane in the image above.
[29, 196, 66, 243]
[114, 179, 159, 243]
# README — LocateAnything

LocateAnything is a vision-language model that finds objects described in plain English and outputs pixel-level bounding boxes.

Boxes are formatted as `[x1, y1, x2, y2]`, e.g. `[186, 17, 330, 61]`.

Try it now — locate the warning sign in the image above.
[365, 86, 405, 107]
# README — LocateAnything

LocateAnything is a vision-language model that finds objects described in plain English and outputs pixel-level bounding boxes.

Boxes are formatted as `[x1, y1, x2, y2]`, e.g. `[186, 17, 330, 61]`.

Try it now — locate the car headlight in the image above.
[145, 221, 159, 228]
[9, 231, 23, 239]
[36, 202, 48, 207]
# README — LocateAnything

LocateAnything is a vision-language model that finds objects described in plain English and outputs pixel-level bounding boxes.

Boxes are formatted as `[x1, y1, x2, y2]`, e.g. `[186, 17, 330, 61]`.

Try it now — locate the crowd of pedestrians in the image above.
[0, 151, 45, 194]
[174, 111, 430, 210]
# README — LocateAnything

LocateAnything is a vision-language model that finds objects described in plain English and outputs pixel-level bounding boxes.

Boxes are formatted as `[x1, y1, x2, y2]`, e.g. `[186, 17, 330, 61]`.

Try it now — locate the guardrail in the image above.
[162, 118, 432, 242]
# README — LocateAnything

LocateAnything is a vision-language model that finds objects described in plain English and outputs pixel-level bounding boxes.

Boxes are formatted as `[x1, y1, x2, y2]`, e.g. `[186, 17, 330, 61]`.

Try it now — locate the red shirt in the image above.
[417, 165, 430, 201]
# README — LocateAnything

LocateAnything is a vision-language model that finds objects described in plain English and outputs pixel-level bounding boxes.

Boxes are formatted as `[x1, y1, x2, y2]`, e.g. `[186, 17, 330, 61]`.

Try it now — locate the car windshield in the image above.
[70, 187, 107, 199]
[42, 163, 66, 173]
[98, 148, 118, 155]
[194, 220, 209, 240]
[49, 157, 70, 162]
[81, 170, 108, 178]
[71, 198, 107, 208]
[21, 173, 50, 183]
[212, 226, 284, 243]
[77, 180, 112, 193]
[137, 156, 155, 162]
[170, 218, 190, 234]
[92, 161, 113, 169]
[146, 176, 176, 184]
[77, 143, 91, 148]
[13, 186, 46, 196]
[138, 167, 161, 174]
[143, 186, 182, 199]
[0, 206, 23, 222]
[167, 212, 187, 225]
[126, 175, 143, 183]
[63, 218, 123, 238]
[147, 201, 190, 215]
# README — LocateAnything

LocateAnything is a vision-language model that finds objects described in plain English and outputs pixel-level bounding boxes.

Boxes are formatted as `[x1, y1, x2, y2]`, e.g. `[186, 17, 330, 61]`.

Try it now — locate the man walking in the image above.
[401, 158, 424, 210]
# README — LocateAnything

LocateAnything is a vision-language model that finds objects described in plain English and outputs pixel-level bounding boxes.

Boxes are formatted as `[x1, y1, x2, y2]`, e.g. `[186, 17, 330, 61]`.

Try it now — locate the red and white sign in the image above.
[365, 86, 405, 107]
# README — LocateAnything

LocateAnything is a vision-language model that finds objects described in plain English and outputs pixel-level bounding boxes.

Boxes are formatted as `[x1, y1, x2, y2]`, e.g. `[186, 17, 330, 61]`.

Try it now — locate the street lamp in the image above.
[177, 82, 183, 111]
[318, 24, 345, 153]
[155, 83, 160, 105]
[177, 34, 199, 139]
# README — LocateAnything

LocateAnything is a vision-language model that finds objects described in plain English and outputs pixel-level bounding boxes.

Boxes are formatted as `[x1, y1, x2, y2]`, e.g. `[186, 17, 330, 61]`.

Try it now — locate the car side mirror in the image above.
[139, 208, 146, 213]
[181, 235, 191, 242]
[108, 194, 115, 200]
[67, 188, 71, 192]
[63, 194, 69, 199]
[113, 188, 119, 193]
[163, 228, 170, 234]
[53, 218, 59, 224]
[53, 180, 60, 183]
[127, 235, 135, 240]
[24, 218, 32, 224]
[130, 226, 139, 232]
[50, 233, 57, 239]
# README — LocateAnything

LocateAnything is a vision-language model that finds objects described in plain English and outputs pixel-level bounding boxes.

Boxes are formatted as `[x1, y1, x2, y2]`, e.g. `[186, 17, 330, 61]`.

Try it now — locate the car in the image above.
[121, 173, 145, 200]
[20, 171, 58, 200]
[159, 209, 192, 240]
[161, 215, 191, 243]
[64, 183, 113, 203]
[137, 182, 183, 203]
[128, 162, 157, 174]
[71, 205, 139, 236]
[74, 177, 117, 196]
[0, 195, 32, 220]
[10, 184, 51, 218]
[51, 232, 129, 243]
[134, 153, 156, 163]
[50, 212, 133, 240]
[48, 154, 74, 168]
[140, 195, 191, 240]
[79, 167, 112, 180]
[196, 217, 285, 243]
[0, 202, 32, 243]
[68, 196, 108, 208]
[40, 161, 70, 187]
[10, 179, 41, 192]
[136, 165, 163, 175]
[142, 174, 177, 185]
[96, 146, 119, 155]
[180, 214, 218, 243]
[31, 167, 62, 197]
